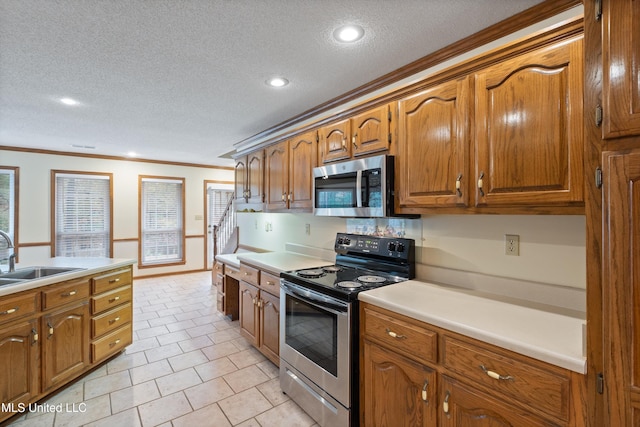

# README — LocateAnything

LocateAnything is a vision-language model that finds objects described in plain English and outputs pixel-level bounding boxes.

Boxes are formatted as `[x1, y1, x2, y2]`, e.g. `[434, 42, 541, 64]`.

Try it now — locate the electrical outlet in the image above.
[305, 224, 311, 235]
[505, 234, 520, 256]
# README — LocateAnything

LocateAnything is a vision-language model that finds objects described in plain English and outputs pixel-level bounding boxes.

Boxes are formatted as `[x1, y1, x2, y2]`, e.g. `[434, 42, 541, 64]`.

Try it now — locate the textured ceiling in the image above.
[0, 0, 544, 167]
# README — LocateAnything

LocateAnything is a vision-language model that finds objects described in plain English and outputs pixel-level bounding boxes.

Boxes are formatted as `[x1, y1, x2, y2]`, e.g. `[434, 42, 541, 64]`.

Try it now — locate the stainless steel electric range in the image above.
[279, 232, 415, 426]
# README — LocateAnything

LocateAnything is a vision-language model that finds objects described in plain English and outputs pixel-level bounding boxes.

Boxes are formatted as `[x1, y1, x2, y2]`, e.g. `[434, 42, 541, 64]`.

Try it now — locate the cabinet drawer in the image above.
[213, 262, 224, 274]
[362, 305, 438, 364]
[92, 269, 132, 294]
[42, 279, 90, 310]
[92, 302, 132, 338]
[442, 336, 570, 421]
[0, 291, 39, 325]
[91, 323, 132, 362]
[225, 265, 241, 281]
[91, 286, 132, 314]
[260, 271, 280, 296]
[240, 264, 260, 286]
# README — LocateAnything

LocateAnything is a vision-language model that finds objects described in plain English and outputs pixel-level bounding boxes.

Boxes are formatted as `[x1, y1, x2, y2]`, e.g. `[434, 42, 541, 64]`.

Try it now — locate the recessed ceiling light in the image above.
[333, 25, 364, 43]
[127, 151, 137, 157]
[266, 77, 289, 88]
[60, 97, 80, 106]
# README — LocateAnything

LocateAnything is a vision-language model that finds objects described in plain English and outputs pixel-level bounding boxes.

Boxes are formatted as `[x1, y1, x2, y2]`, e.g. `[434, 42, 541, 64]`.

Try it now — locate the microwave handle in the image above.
[356, 170, 363, 208]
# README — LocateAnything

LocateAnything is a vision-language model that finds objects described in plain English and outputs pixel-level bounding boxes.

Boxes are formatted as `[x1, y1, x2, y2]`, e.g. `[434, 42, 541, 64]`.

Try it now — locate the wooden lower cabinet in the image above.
[42, 301, 90, 391]
[239, 281, 259, 346]
[258, 290, 279, 364]
[439, 375, 549, 427]
[0, 318, 40, 406]
[361, 339, 436, 427]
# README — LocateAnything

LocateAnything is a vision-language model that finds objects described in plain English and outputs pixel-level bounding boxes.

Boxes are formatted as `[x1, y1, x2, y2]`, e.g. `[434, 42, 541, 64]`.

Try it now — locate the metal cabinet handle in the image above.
[281, 192, 286, 202]
[32, 328, 39, 345]
[109, 317, 121, 325]
[109, 296, 121, 303]
[478, 171, 485, 197]
[266, 281, 275, 286]
[109, 278, 120, 284]
[61, 290, 77, 297]
[342, 138, 347, 151]
[421, 379, 429, 403]
[352, 134, 358, 149]
[1, 307, 18, 315]
[47, 321, 54, 338]
[456, 173, 463, 197]
[443, 390, 450, 416]
[385, 328, 407, 340]
[288, 193, 291, 201]
[110, 339, 121, 347]
[480, 365, 514, 381]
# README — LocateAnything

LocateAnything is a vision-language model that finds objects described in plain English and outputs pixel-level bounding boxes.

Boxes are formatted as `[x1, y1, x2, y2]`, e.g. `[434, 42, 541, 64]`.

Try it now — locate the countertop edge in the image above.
[0, 258, 136, 297]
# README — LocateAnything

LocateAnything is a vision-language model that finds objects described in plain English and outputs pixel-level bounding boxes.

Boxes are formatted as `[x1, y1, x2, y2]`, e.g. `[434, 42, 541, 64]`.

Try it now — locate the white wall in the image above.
[1, 149, 233, 277]
[237, 212, 586, 290]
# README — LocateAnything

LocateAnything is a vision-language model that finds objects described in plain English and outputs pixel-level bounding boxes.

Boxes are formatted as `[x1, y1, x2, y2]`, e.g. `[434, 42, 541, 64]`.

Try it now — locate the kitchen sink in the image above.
[0, 278, 24, 286]
[0, 266, 83, 281]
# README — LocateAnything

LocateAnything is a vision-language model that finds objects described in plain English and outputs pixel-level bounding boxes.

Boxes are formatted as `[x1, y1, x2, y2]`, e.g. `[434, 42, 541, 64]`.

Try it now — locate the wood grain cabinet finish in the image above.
[602, 0, 640, 138]
[319, 104, 393, 164]
[239, 264, 280, 365]
[362, 339, 436, 427]
[397, 77, 471, 208]
[235, 150, 264, 207]
[474, 35, 584, 207]
[265, 130, 317, 212]
[0, 291, 39, 325]
[0, 318, 40, 407]
[42, 301, 90, 391]
[42, 279, 90, 310]
[602, 150, 640, 426]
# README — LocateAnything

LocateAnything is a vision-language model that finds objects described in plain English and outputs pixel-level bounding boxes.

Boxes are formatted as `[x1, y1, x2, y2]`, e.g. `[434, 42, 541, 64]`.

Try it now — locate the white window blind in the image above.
[0, 168, 16, 264]
[141, 178, 184, 265]
[207, 188, 233, 226]
[55, 173, 111, 257]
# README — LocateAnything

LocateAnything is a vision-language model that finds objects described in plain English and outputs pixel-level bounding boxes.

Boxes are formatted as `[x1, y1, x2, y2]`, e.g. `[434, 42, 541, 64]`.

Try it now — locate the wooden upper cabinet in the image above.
[351, 104, 392, 157]
[235, 150, 264, 207]
[320, 117, 351, 163]
[319, 103, 393, 164]
[397, 77, 471, 208]
[602, 0, 640, 138]
[474, 35, 584, 207]
[265, 130, 317, 211]
[265, 141, 289, 210]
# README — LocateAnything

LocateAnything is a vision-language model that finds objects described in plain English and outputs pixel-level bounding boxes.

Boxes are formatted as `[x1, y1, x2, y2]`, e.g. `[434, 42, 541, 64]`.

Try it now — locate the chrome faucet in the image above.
[0, 230, 16, 273]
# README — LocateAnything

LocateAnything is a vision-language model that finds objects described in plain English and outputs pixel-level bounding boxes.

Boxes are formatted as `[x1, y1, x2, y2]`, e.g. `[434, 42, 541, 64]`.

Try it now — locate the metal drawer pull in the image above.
[478, 171, 485, 197]
[244, 271, 251, 276]
[32, 328, 38, 344]
[48, 322, 54, 338]
[1, 307, 18, 315]
[62, 290, 77, 297]
[266, 281, 275, 286]
[456, 173, 463, 197]
[109, 296, 121, 303]
[109, 317, 121, 324]
[480, 365, 514, 381]
[386, 328, 407, 339]
[443, 391, 450, 415]
[421, 379, 429, 402]
[110, 339, 121, 347]
[109, 278, 120, 284]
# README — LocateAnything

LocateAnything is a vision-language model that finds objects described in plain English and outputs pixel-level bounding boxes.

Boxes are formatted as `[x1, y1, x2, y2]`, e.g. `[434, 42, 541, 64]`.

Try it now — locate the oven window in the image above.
[285, 294, 338, 376]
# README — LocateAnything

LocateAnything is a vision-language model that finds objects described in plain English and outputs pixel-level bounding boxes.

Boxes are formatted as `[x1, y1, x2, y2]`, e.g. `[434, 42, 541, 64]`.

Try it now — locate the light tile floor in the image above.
[7, 272, 318, 427]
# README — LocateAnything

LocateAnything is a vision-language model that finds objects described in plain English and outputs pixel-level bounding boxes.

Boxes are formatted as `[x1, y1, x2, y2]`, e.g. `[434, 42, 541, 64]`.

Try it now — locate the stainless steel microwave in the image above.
[313, 154, 400, 217]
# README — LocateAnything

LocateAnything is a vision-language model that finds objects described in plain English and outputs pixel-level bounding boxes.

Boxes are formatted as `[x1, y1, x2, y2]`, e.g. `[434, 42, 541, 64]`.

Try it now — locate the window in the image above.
[0, 167, 18, 265]
[140, 176, 185, 266]
[53, 171, 112, 257]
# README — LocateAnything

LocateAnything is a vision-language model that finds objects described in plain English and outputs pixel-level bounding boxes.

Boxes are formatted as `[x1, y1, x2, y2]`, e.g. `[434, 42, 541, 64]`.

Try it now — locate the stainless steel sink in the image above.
[0, 266, 83, 281]
[0, 278, 24, 286]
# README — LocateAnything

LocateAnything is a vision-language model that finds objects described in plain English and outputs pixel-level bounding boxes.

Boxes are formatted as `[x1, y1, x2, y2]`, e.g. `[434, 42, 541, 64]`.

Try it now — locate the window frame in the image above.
[51, 170, 113, 258]
[138, 175, 186, 268]
[0, 166, 19, 263]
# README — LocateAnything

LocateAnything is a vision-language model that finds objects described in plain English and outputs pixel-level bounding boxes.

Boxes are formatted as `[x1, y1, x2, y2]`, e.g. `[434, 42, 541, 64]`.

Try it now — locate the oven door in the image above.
[280, 280, 351, 406]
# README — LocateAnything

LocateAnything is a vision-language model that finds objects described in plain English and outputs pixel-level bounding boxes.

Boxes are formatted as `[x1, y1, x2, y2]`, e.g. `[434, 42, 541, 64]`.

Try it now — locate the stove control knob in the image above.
[337, 237, 344, 245]
[344, 238, 351, 245]
[397, 243, 405, 253]
[387, 242, 397, 252]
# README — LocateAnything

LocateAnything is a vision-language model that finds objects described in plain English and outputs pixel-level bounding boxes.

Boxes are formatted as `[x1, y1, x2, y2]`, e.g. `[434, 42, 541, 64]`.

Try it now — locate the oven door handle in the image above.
[282, 283, 348, 315]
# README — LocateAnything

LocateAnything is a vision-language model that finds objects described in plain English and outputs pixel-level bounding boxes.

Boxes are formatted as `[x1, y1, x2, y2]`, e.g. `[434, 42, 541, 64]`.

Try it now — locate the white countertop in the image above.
[215, 253, 243, 269]
[359, 279, 586, 374]
[0, 258, 136, 297]
[236, 252, 333, 274]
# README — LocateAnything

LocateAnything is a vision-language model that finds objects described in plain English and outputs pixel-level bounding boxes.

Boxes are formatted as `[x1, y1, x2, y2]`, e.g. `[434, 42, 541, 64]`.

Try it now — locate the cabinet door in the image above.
[352, 104, 391, 157]
[247, 150, 264, 204]
[474, 36, 583, 206]
[398, 78, 470, 208]
[288, 131, 317, 210]
[234, 156, 247, 203]
[602, 0, 640, 138]
[362, 340, 436, 427]
[239, 281, 259, 346]
[42, 302, 90, 391]
[0, 318, 39, 406]
[265, 141, 289, 210]
[440, 376, 546, 427]
[259, 291, 279, 365]
[602, 150, 640, 426]
[320, 118, 351, 163]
